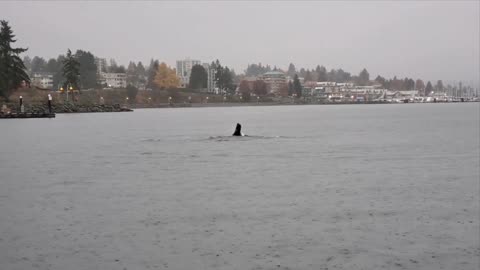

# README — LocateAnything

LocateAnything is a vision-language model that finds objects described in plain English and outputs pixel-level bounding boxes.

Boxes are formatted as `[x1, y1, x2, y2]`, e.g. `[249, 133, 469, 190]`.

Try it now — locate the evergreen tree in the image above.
[327, 69, 336, 82]
[23, 55, 32, 72]
[75, 50, 97, 89]
[425, 81, 433, 96]
[45, 57, 62, 89]
[213, 59, 234, 94]
[317, 65, 327, 82]
[245, 63, 271, 77]
[53, 55, 65, 89]
[402, 78, 409, 90]
[335, 69, 351, 83]
[126, 61, 138, 86]
[147, 59, 159, 89]
[230, 68, 237, 80]
[126, 84, 138, 103]
[375, 75, 386, 87]
[389, 76, 402, 90]
[189, 64, 208, 89]
[435, 80, 444, 92]
[62, 49, 80, 90]
[358, 68, 370, 86]
[222, 66, 234, 94]
[407, 78, 415, 90]
[136, 61, 146, 76]
[288, 81, 294, 96]
[305, 70, 312, 81]
[136, 61, 147, 86]
[287, 63, 296, 77]
[109, 58, 118, 72]
[46, 58, 58, 73]
[114, 65, 126, 73]
[265, 65, 272, 73]
[299, 68, 306, 78]
[0, 20, 30, 100]
[293, 74, 302, 97]
[212, 60, 222, 90]
[415, 79, 425, 92]
[31, 56, 47, 73]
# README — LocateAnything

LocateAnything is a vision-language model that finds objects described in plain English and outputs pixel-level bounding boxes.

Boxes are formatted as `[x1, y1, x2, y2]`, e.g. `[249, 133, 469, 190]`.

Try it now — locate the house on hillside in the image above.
[31, 73, 54, 89]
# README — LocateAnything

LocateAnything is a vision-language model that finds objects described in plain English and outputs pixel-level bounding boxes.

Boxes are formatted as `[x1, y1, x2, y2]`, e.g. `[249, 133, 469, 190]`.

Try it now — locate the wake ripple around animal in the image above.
[207, 135, 286, 142]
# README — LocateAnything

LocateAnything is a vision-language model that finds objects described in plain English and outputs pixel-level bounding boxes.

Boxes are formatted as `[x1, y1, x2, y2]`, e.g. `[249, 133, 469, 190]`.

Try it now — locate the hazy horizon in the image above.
[1, 1, 479, 86]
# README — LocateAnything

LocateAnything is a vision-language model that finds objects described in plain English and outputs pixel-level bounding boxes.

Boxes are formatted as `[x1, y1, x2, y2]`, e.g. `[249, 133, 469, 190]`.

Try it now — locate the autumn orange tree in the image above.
[154, 62, 179, 90]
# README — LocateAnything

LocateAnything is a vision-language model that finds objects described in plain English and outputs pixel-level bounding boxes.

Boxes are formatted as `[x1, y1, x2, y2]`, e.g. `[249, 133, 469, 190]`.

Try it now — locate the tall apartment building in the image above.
[176, 58, 201, 88]
[260, 71, 288, 96]
[202, 63, 217, 93]
[95, 57, 107, 74]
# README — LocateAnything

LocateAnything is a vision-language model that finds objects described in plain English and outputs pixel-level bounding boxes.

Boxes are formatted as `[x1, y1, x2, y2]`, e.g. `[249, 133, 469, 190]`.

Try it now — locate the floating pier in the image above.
[0, 113, 55, 119]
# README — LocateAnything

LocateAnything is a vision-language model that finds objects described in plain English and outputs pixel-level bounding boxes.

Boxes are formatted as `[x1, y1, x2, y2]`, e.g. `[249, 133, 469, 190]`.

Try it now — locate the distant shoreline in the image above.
[131, 100, 479, 109]
[2, 100, 477, 116]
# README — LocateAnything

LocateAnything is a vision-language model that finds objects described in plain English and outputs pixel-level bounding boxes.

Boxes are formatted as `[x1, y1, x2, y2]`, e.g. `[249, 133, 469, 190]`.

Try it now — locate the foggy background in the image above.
[1, 1, 479, 86]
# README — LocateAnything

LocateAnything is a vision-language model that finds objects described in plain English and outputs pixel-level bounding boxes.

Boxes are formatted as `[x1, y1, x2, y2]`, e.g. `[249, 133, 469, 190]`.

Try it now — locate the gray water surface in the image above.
[1, 103, 479, 270]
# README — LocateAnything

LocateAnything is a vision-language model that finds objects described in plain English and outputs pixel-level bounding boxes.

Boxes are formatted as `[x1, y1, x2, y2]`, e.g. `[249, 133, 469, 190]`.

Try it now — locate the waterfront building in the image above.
[31, 73, 54, 89]
[259, 71, 288, 96]
[94, 57, 127, 88]
[95, 57, 107, 74]
[202, 62, 217, 93]
[102, 73, 127, 88]
[176, 58, 201, 88]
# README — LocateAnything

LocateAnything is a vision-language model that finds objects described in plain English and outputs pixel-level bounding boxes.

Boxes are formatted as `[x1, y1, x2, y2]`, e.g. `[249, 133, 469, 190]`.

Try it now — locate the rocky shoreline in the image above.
[3, 103, 133, 114]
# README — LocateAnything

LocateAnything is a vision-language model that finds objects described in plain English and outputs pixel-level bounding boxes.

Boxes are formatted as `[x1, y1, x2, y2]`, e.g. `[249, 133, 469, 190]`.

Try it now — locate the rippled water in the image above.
[0, 103, 479, 270]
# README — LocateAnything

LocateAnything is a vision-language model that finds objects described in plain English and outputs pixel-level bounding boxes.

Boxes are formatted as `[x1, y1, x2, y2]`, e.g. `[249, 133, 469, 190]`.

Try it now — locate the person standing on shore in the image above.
[19, 96, 24, 113]
[47, 94, 52, 114]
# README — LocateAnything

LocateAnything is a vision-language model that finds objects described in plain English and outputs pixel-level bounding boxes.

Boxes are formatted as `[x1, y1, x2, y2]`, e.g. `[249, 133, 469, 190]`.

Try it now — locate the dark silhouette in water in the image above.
[233, 123, 243, 136]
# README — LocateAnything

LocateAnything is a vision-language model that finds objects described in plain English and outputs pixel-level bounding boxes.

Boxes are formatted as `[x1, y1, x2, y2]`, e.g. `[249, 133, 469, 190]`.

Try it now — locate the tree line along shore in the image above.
[1, 19, 477, 115]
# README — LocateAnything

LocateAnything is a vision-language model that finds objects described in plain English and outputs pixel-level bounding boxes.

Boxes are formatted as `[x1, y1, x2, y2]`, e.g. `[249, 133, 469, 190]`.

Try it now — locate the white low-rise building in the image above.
[101, 72, 127, 88]
[31, 73, 54, 89]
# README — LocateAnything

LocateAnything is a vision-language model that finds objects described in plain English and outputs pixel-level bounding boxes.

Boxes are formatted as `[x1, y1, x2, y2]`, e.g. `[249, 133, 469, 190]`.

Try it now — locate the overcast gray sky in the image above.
[1, 1, 479, 86]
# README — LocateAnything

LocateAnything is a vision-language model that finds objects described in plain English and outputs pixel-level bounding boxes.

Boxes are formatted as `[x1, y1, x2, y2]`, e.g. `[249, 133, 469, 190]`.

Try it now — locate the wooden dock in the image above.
[0, 113, 55, 119]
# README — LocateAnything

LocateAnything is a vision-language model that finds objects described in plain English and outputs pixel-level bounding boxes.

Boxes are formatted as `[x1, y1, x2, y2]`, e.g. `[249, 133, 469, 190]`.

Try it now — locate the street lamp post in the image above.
[60, 87, 64, 103]
[67, 86, 73, 102]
